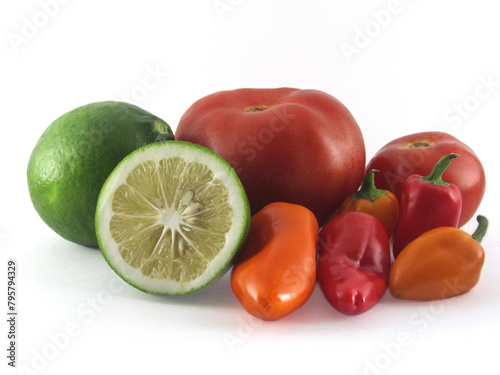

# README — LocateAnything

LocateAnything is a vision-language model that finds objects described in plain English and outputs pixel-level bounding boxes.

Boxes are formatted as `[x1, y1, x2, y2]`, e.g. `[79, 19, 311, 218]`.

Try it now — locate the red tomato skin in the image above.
[365, 132, 485, 227]
[175, 88, 365, 226]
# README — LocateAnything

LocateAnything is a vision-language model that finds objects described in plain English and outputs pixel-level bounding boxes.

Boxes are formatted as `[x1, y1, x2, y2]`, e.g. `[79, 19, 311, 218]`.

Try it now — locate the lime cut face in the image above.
[110, 158, 233, 281]
[96, 141, 250, 295]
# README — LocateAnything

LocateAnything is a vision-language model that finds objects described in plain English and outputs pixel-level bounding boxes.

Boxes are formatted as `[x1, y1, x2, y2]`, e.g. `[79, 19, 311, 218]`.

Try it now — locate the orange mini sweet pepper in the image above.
[339, 169, 399, 237]
[390, 215, 488, 300]
[231, 202, 318, 320]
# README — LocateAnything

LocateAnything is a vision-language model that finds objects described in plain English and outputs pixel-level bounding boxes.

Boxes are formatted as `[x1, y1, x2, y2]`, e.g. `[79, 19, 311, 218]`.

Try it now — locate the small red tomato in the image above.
[365, 131, 485, 227]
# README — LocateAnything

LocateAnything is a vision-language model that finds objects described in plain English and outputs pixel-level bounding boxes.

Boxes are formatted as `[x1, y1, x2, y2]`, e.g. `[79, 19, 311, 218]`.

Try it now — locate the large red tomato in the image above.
[175, 88, 365, 226]
[365, 131, 486, 227]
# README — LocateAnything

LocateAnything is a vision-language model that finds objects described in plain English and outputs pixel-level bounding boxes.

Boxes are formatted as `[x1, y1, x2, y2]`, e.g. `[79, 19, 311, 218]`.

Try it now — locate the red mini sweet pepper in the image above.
[317, 211, 391, 316]
[392, 153, 462, 259]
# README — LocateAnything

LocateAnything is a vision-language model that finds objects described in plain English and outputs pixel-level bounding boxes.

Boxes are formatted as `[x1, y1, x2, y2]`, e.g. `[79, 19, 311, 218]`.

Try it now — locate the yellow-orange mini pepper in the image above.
[339, 169, 399, 238]
[390, 215, 488, 300]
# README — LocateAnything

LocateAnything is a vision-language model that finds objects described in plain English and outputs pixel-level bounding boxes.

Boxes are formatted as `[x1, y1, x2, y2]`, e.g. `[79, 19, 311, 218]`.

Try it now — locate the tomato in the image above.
[365, 131, 485, 227]
[231, 202, 318, 321]
[175, 88, 365, 226]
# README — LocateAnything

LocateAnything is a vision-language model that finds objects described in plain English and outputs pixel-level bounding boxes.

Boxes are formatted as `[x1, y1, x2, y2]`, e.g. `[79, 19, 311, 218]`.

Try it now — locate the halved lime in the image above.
[95, 141, 250, 295]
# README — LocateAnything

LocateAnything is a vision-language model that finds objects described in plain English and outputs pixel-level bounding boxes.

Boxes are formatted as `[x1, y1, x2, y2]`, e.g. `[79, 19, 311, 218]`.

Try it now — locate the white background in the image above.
[1, 1, 499, 374]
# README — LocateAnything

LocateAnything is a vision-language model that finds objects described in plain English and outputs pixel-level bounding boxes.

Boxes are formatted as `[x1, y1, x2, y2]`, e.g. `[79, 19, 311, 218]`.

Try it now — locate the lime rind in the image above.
[95, 141, 250, 295]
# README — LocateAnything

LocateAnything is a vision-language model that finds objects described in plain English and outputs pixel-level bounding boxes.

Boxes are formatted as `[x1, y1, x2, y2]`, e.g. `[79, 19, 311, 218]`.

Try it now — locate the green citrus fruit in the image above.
[27, 101, 174, 247]
[95, 141, 250, 295]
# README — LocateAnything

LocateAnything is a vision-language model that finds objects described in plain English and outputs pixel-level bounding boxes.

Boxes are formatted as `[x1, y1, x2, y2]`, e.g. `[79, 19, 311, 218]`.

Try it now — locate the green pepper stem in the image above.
[417, 153, 460, 187]
[472, 215, 489, 243]
[351, 169, 387, 202]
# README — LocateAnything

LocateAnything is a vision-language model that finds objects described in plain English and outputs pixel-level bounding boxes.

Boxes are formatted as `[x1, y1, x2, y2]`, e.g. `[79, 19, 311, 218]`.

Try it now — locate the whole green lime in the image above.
[27, 101, 174, 247]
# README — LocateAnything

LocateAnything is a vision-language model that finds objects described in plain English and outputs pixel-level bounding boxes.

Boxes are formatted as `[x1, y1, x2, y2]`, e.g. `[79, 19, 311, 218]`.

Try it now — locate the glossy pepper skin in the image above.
[231, 202, 318, 321]
[339, 169, 399, 238]
[390, 215, 488, 300]
[317, 212, 391, 316]
[392, 153, 462, 259]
